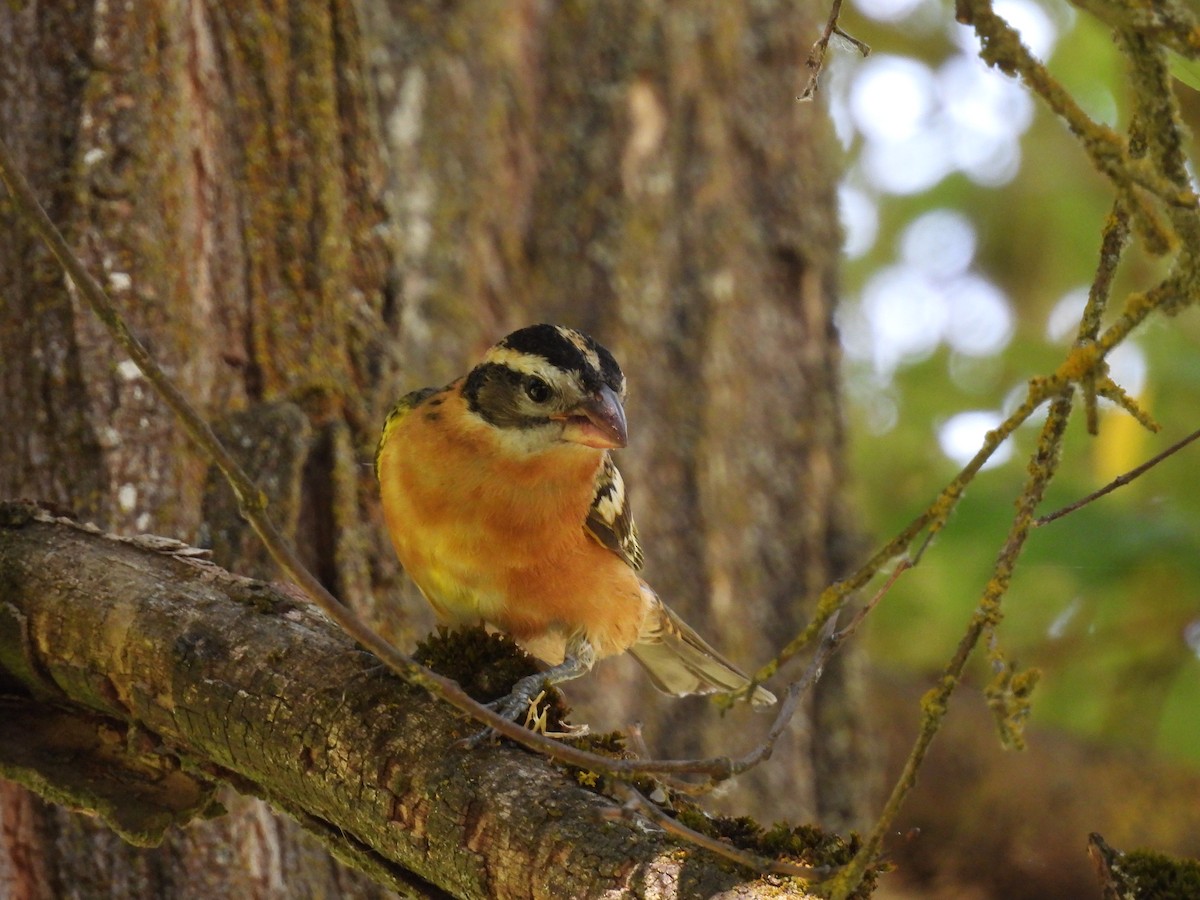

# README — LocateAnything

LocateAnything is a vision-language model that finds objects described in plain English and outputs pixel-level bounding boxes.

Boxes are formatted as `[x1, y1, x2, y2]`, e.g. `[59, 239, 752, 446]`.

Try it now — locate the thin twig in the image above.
[615, 617, 841, 798]
[726, 568, 903, 780]
[797, 0, 870, 102]
[825, 393, 1076, 899]
[908, 529, 937, 567]
[1118, 24, 1200, 252]
[1036, 426, 1200, 526]
[843, 560, 907, 633]
[761, 371, 1060, 682]
[726, 616, 838, 776]
[1077, 202, 1131, 434]
[665, 567, 908, 796]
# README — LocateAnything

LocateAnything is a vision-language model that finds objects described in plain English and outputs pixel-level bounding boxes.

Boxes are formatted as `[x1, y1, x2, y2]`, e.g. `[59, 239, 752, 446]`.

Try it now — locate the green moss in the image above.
[568, 729, 628, 756]
[671, 803, 886, 896]
[413, 626, 572, 732]
[233, 580, 298, 615]
[1122, 848, 1200, 899]
[682, 810, 764, 848]
[560, 729, 655, 792]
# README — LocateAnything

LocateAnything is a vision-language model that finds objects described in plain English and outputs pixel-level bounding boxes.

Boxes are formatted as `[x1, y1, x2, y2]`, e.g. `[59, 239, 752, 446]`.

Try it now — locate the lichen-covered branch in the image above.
[958, 0, 1198, 255]
[0, 503, 818, 899]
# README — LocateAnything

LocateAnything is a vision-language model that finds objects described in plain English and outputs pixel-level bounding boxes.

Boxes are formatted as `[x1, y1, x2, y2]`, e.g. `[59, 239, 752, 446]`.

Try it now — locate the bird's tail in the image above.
[629, 588, 776, 708]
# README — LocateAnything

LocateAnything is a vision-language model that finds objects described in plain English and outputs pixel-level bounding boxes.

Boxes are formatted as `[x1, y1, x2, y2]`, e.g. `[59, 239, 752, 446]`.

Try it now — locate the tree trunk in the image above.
[1, 2, 395, 896]
[0, 0, 865, 895]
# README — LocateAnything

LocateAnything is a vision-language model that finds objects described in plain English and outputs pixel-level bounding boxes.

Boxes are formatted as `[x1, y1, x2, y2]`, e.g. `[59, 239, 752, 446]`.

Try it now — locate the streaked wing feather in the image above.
[584, 453, 644, 570]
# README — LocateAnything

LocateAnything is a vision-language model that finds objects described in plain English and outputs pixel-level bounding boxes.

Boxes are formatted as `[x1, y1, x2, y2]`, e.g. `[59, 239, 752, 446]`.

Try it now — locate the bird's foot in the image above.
[522, 690, 589, 739]
[452, 641, 594, 748]
[454, 677, 589, 747]
[452, 672, 550, 748]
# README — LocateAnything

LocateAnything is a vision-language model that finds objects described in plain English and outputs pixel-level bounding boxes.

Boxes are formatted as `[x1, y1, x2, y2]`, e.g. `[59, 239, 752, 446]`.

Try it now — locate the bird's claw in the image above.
[452, 678, 592, 748]
[452, 647, 594, 748]
[452, 675, 549, 748]
[520, 690, 589, 738]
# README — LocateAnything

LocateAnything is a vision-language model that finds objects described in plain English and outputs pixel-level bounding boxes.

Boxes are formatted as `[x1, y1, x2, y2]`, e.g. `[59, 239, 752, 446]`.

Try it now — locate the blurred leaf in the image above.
[1168, 50, 1200, 93]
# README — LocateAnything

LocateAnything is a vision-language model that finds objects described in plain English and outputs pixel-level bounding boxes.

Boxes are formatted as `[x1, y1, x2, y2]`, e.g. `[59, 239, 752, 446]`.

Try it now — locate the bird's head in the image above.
[463, 324, 628, 452]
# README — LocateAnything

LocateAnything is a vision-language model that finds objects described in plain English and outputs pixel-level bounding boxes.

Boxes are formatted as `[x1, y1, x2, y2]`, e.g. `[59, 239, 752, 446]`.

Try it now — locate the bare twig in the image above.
[726, 616, 839, 779]
[665, 567, 909, 796]
[844, 560, 908, 633]
[797, 0, 870, 102]
[1036, 426, 1200, 526]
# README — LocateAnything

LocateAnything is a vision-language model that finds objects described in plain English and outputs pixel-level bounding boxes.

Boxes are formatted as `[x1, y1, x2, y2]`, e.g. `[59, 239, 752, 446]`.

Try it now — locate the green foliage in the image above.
[842, 0, 1200, 767]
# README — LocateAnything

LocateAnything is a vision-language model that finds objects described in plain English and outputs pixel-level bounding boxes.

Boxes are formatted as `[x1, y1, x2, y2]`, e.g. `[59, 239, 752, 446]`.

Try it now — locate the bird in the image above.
[374, 323, 776, 725]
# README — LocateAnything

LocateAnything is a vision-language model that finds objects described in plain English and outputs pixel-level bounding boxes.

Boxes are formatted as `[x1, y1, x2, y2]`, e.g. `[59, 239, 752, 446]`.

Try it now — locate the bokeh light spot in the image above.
[938, 409, 1012, 469]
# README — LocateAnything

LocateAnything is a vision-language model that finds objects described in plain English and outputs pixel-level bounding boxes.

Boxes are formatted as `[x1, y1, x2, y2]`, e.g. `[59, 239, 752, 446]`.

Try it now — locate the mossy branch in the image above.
[0, 506, 825, 898]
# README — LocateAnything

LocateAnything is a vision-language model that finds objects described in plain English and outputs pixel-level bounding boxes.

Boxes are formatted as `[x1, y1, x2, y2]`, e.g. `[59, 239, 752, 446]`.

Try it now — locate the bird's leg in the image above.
[489, 634, 596, 721]
[457, 634, 596, 747]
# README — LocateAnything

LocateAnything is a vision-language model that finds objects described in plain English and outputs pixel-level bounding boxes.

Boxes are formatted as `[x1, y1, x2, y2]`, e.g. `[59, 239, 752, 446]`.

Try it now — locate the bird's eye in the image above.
[524, 376, 552, 404]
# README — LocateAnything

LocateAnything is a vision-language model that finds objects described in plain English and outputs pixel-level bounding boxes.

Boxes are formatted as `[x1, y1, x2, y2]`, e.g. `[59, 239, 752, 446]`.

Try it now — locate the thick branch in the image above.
[0, 503, 815, 899]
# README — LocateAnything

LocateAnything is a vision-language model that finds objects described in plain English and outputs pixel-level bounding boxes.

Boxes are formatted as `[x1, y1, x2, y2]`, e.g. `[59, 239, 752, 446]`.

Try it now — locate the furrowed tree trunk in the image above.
[0, 0, 867, 896]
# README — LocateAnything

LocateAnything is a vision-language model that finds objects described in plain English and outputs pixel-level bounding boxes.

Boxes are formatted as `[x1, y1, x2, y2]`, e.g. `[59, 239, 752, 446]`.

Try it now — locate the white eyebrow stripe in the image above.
[482, 345, 582, 393]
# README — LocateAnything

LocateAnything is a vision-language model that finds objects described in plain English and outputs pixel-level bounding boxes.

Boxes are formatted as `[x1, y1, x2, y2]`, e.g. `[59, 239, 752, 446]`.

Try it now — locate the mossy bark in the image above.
[0, 0, 867, 894]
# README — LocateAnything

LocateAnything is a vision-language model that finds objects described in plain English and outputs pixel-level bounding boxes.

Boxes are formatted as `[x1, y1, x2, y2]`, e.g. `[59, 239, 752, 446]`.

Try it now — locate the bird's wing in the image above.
[630, 591, 777, 708]
[584, 453, 644, 570]
[374, 386, 439, 479]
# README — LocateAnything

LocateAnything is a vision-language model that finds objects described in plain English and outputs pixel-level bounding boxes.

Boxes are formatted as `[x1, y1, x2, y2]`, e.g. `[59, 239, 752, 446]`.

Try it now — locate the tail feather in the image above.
[629, 593, 776, 708]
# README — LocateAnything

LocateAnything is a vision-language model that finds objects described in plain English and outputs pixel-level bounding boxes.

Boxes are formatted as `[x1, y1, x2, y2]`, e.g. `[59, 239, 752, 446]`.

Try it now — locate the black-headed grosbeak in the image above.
[375, 324, 775, 721]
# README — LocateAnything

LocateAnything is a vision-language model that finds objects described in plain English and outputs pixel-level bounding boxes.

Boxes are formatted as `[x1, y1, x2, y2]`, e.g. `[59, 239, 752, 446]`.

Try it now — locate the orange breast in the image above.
[377, 388, 649, 660]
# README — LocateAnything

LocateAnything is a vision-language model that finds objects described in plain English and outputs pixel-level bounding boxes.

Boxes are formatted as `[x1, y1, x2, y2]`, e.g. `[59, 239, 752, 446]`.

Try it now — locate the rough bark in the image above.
[0, 1, 397, 895]
[0, 504, 818, 900]
[0, 0, 863, 893]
